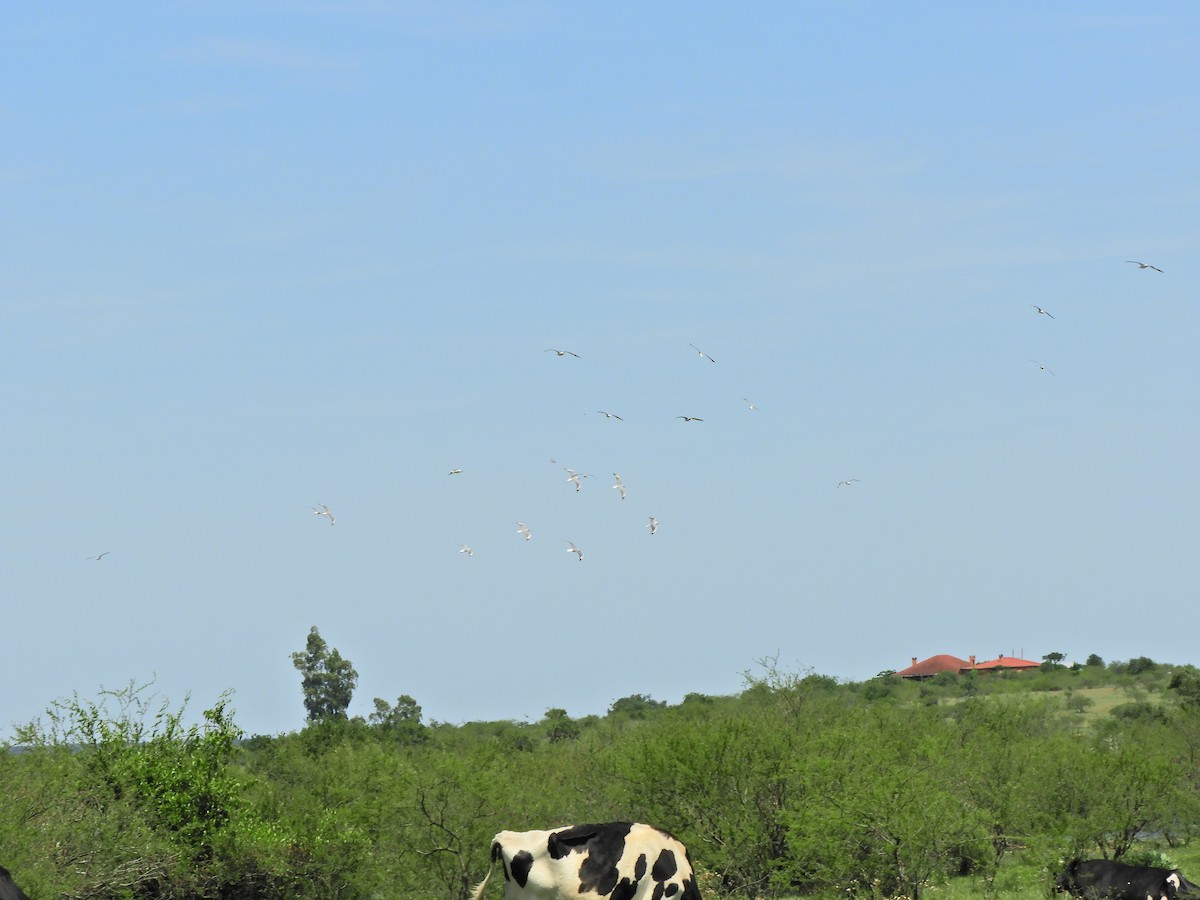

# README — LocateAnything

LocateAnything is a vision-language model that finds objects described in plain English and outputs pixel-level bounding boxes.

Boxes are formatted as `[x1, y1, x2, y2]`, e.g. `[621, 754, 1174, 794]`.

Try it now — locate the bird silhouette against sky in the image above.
[596, 410, 623, 420]
[647, 517, 658, 535]
[516, 522, 531, 541]
[86, 551, 110, 561]
[1126, 260, 1163, 272]
[545, 348, 581, 357]
[1031, 305, 1054, 319]
[566, 541, 584, 561]
[676, 415, 704, 422]
[689, 342, 716, 363]
[312, 504, 335, 525]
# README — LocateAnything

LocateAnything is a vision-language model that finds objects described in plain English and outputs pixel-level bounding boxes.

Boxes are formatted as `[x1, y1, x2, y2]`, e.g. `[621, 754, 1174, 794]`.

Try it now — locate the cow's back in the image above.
[1061, 859, 1182, 900]
[491, 822, 701, 900]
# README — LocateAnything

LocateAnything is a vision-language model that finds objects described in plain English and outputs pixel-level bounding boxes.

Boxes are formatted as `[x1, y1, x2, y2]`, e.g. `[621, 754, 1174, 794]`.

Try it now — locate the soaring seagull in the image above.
[646, 517, 658, 535]
[566, 541, 584, 561]
[86, 551, 110, 561]
[313, 504, 336, 525]
[1126, 260, 1163, 272]
[689, 343, 716, 363]
[744, 398, 758, 411]
[676, 415, 704, 422]
[516, 522, 532, 541]
[1031, 305, 1055, 319]
[1031, 360, 1055, 375]
[545, 348, 581, 357]
[612, 473, 627, 500]
[596, 410, 623, 420]
[837, 479, 860, 488]
[448, 468, 463, 475]
[459, 544, 474, 557]
[564, 468, 583, 492]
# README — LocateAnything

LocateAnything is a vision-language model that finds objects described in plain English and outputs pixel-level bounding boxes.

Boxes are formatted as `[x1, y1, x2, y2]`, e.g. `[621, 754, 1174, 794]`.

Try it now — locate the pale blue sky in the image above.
[5, 3, 1198, 737]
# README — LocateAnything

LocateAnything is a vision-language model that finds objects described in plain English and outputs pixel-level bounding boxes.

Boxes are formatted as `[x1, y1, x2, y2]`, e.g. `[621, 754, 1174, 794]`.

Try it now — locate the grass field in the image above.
[777, 841, 1200, 900]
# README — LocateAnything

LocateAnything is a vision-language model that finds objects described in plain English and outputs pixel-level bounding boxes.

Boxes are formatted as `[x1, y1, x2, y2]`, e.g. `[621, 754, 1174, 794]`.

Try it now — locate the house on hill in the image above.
[894, 653, 1041, 680]
[971, 654, 1040, 673]
[894, 654, 972, 680]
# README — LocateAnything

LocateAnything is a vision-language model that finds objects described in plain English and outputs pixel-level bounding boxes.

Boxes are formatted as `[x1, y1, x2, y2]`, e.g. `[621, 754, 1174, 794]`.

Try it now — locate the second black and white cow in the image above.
[470, 821, 702, 900]
[0, 866, 31, 900]
[1055, 859, 1200, 900]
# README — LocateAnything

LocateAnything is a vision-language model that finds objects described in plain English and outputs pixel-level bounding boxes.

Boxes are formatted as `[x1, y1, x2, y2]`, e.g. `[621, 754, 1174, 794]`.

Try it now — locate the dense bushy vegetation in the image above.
[5, 657, 1200, 899]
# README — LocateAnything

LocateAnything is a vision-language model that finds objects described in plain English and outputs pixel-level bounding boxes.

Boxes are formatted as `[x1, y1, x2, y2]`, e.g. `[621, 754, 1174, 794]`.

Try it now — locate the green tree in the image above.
[954, 698, 1060, 873]
[1125, 656, 1157, 676]
[1169, 669, 1200, 709]
[292, 625, 358, 724]
[612, 706, 801, 898]
[543, 708, 581, 743]
[1086, 653, 1105, 667]
[607, 693, 666, 719]
[4, 683, 277, 898]
[1041, 651, 1067, 669]
[1048, 724, 1193, 858]
[370, 694, 429, 744]
[1065, 691, 1095, 714]
[787, 704, 990, 900]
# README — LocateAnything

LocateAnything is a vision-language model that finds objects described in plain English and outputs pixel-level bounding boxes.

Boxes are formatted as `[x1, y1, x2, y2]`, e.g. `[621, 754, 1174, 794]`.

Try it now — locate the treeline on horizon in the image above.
[4, 650, 1200, 900]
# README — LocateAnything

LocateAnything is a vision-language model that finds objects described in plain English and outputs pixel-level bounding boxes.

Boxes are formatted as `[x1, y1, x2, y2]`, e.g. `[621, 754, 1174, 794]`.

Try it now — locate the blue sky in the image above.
[5, 3, 1199, 737]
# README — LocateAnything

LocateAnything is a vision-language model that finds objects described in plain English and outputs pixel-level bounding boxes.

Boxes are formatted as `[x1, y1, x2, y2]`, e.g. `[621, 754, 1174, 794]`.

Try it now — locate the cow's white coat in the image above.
[471, 822, 700, 900]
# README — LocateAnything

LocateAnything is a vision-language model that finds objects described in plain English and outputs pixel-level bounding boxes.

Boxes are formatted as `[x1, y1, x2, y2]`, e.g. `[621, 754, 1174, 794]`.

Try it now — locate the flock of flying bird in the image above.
[443, 343, 728, 562]
[83, 261, 1163, 565]
[269, 342, 716, 565]
[1026, 261, 1164, 377]
[443, 260, 1163, 564]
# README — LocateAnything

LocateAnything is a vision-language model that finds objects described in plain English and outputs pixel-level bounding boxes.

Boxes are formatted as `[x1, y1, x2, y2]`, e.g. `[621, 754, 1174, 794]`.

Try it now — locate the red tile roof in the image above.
[894, 654, 972, 678]
[972, 655, 1040, 670]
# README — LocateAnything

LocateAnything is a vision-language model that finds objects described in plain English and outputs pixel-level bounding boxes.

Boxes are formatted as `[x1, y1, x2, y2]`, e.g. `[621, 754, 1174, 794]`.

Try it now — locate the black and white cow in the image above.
[0, 866, 31, 900]
[470, 822, 702, 900]
[1055, 859, 1200, 900]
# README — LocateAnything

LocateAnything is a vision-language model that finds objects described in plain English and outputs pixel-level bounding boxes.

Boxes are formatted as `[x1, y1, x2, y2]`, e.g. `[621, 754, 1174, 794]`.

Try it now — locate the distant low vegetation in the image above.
[5, 641, 1200, 899]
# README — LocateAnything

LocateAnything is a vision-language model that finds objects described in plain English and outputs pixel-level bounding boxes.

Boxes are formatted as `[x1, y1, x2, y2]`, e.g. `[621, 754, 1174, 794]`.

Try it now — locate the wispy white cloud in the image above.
[285, 0, 549, 37]
[165, 37, 353, 72]
[492, 238, 779, 274]
[580, 135, 925, 185]
[139, 93, 260, 116]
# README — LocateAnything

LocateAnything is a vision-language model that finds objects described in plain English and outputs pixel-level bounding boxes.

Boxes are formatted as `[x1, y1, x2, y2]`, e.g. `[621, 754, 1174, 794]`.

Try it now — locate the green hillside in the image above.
[4, 653, 1200, 899]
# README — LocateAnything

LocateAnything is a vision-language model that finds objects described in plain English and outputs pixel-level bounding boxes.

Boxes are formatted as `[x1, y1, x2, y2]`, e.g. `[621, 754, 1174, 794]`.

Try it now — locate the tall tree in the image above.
[291, 626, 358, 723]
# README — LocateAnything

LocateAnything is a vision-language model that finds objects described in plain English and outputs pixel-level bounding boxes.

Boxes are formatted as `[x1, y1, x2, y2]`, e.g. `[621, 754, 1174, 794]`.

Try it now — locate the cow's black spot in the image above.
[510, 850, 534, 888]
[634, 853, 648, 882]
[612, 878, 638, 900]
[548, 826, 595, 859]
[652, 848, 679, 882]
[652, 883, 665, 900]
[548, 822, 632, 860]
[551, 823, 632, 896]
[664, 883, 679, 896]
[579, 856, 620, 897]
